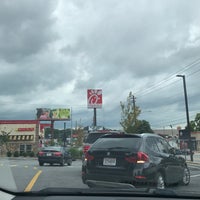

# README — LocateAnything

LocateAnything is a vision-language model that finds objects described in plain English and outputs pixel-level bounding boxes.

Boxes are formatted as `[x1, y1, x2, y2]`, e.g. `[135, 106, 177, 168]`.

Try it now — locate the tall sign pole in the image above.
[87, 89, 102, 128]
[50, 120, 54, 144]
[64, 122, 66, 147]
[93, 108, 97, 126]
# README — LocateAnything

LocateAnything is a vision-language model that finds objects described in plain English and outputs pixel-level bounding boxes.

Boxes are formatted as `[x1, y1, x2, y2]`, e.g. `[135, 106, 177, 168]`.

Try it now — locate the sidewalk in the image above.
[0, 156, 37, 160]
[184, 152, 200, 164]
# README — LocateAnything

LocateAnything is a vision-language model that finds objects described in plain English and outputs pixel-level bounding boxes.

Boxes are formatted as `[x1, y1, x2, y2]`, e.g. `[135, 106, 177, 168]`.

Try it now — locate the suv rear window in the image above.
[84, 131, 122, 144]
[90, 137, 142, 151]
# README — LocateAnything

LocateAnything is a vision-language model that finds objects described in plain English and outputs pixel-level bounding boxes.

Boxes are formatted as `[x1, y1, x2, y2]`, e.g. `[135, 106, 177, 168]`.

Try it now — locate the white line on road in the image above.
[191, 174, 200, 178]
[10, 165, 17, 167]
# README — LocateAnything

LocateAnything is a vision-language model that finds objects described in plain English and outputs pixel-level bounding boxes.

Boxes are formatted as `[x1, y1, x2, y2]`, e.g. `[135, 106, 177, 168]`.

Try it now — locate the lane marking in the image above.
[10, 165, 17, 167]
[189, 165, 200, 169]
[191, 174, 200, 178]
[24, 170, 42, 192]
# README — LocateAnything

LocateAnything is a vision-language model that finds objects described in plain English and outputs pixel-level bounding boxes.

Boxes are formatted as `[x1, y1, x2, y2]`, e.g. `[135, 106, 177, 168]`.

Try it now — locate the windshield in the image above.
[0, 0, 200, 198]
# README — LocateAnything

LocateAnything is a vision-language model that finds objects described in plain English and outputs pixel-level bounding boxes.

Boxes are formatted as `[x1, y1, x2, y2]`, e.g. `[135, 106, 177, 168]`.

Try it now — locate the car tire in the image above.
[39, 162, 43, 166]
[82, 175, 86, 184]
[155, 172, 165, 189]
[180, 165, 190, 185]
[60, 158, 65, 166]
[67, 160, 72, 166]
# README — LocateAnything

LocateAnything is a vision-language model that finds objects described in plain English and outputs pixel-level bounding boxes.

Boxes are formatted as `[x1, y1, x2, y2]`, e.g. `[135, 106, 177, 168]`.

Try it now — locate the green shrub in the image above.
[22, 152, 27, 157]
[29, 151, 35, 157]
[7, 151, 12, 157]
[69, 147, 81, 159]
[79, 149, 83, 158]
[13, 151, 19, 157]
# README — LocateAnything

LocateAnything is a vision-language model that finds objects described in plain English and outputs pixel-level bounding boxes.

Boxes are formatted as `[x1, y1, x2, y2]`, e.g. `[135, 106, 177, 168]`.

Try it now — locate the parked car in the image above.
[38, 146, 72, 166]
[82, 133, 190, 189]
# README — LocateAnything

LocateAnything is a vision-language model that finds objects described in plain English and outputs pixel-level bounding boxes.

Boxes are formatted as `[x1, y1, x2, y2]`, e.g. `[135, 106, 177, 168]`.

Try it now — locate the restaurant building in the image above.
[0, 120, 50, 155]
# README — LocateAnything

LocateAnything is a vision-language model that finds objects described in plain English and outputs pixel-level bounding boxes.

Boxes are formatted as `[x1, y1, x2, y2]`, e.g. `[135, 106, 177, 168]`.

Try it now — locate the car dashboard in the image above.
[1, 188, 200, 200]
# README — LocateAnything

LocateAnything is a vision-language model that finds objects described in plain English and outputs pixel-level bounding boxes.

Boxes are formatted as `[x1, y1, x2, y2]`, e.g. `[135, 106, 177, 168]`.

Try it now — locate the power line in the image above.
[135, 57, 200, 98]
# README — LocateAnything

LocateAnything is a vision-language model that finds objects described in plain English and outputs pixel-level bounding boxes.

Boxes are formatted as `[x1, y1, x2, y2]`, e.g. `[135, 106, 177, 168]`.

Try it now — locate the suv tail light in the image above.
[137, 152, 149, 163]
[38, 152, 44, 156]
[54, 152, 62, 156]
[85, 152, 94, 161]
[83, 145, 91, 154]
[125, 152, 149, 163]
[125, 155, 137, 163]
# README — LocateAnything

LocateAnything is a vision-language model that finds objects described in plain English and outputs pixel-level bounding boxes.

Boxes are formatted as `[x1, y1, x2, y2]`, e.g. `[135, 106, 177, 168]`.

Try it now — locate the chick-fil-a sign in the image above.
[87, 89, 102, 108]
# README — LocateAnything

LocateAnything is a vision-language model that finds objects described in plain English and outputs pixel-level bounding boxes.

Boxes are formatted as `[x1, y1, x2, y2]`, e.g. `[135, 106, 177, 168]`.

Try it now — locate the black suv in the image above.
[82, 133, 190, 189]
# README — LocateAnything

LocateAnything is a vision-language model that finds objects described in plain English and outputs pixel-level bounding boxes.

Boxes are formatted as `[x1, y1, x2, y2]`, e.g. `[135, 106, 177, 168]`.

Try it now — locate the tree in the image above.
[132, 120, 153, 134]
[120, 92, 141, 133]
[120, 92, 153, 134]
[74, 127, 84, 147]
[190, 113, 200, 131]
[0, 130, 11, 152]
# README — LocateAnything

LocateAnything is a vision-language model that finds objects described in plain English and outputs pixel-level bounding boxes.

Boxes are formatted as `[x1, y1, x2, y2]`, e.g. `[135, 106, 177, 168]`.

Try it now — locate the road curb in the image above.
[187, 161, 200, 165]
[8, 157, 38, 160]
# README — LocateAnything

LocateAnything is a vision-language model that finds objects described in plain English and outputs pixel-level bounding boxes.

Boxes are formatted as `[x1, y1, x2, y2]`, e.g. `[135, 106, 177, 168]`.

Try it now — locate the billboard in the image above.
[36, 108, 70, 120]
[87, 89, 102, 108]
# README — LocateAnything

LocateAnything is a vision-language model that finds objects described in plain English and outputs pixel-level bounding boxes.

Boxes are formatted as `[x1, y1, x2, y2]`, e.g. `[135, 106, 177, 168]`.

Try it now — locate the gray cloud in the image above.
[0, 0, 200, 129]
[0, 0, 58, 62]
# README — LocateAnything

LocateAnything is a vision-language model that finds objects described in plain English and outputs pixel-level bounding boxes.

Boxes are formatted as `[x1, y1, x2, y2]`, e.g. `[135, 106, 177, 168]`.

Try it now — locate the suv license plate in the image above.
[103, 158, 116, 166]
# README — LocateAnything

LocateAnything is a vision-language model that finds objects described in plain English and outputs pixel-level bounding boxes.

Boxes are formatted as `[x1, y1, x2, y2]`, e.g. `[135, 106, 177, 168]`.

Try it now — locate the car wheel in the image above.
[180, 165, 190, 185]
[82, 174, 86, 184]
[155, 172, 165, 189]
[60, 158, 65, 166]
[39, 162, 43, 166]
[67, 160, 72, 166]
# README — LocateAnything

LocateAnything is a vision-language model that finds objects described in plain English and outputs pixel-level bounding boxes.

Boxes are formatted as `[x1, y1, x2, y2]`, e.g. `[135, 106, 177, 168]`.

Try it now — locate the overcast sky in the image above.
[0, 0, 200, 131]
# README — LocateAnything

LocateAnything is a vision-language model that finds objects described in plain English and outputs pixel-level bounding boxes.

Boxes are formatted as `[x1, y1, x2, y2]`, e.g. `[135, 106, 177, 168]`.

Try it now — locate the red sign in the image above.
[17, 128, 34, 131]
[87, 89, 102, 108]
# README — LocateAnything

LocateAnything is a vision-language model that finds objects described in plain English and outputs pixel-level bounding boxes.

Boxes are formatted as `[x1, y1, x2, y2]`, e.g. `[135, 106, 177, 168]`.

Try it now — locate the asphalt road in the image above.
[0, 157, 200, 194]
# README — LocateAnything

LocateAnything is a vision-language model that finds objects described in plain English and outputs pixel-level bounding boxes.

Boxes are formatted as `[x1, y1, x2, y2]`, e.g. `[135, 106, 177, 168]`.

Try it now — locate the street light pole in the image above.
[169, 125, 173, 137]
[176, 75, 193, 161]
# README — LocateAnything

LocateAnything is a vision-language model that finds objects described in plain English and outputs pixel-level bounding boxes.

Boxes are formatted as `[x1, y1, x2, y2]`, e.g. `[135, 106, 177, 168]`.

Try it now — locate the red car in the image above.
[83, 130, 124, 154]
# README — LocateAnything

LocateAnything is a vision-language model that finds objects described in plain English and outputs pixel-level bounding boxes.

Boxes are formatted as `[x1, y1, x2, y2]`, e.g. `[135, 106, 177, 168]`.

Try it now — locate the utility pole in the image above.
[132, 95, 136, 124]
[169, 125, 173, 137]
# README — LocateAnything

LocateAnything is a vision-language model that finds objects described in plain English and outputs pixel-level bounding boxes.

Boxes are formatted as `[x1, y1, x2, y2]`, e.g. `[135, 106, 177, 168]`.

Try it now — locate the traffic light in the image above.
[179, 129, 189, 139]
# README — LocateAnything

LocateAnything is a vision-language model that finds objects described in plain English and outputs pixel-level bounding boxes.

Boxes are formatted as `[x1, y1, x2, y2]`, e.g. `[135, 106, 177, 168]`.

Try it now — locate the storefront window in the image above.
[26, 145, 32, 153]
[20, 144, 32, 153]
[20, 144, 25, 154]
